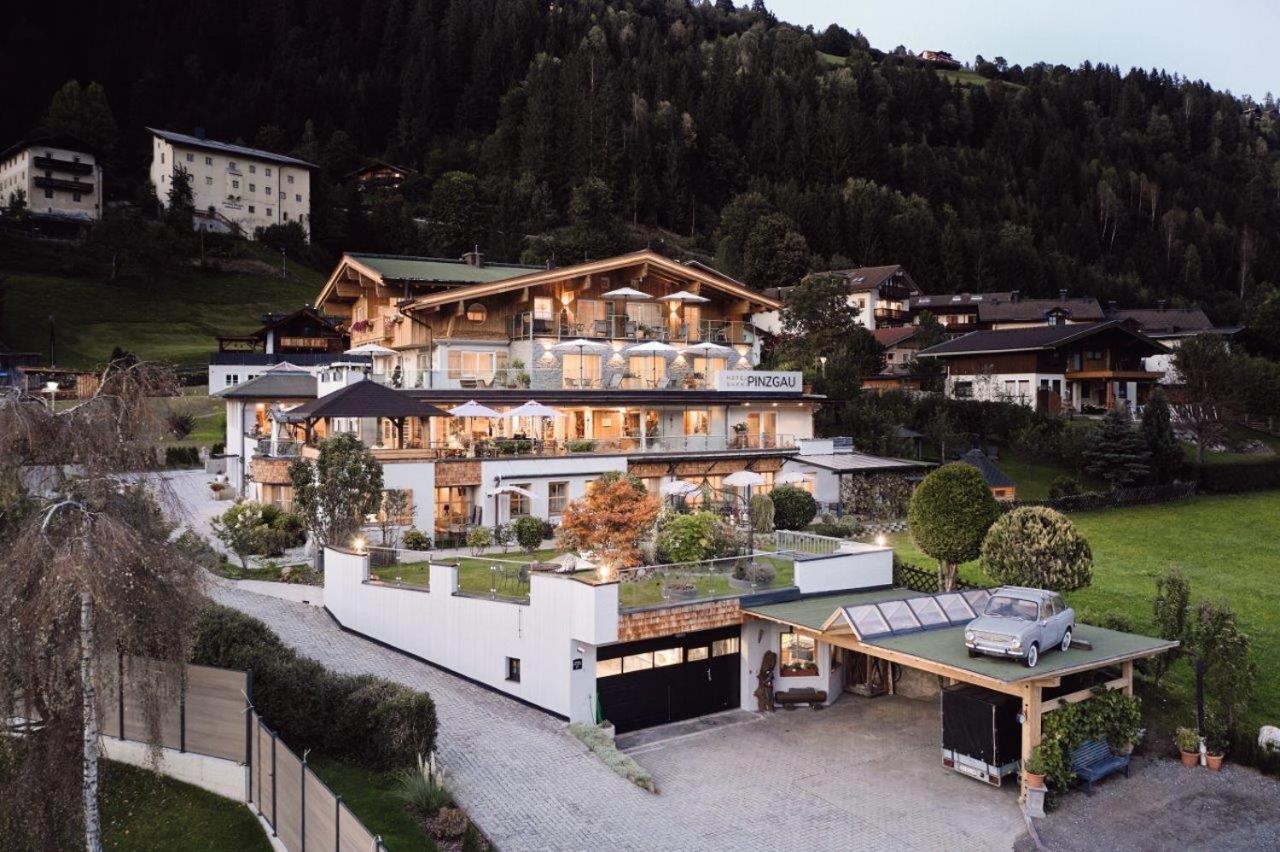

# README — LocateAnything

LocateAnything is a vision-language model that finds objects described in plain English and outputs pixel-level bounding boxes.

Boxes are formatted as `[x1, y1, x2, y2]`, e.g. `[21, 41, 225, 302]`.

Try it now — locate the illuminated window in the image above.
[548, 481, 568, 515]
[596, 658, 622, 678]
[711, 637, 739, 657]
[780, 632, 818, 677]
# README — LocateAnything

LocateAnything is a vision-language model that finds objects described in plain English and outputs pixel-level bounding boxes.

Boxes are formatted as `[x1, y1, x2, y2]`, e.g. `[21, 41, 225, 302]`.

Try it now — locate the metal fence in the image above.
[774, 529, 842, 555]
[99, 655, 384, 851]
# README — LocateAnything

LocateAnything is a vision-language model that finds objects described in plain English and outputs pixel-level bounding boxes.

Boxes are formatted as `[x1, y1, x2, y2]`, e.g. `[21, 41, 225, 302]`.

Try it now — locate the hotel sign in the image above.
[714, 370, 803, 392]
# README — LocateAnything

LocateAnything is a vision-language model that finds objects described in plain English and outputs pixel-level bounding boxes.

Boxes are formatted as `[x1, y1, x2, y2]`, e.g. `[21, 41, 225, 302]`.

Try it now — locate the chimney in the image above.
[461, 245, 484, 267]
[194, 127, 207, 140]
[1010, 290, 1020, 303]
[1059, 289, 1068, 301]
[1157, 299, 1167, 312]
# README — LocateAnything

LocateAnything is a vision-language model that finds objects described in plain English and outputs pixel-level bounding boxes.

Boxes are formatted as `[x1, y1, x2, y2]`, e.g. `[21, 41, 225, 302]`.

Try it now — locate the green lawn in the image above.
[309, 757, 437, 851]
[101, 760, 270, 851]
[1186, 424, 1280, 465]
[1, 267, 322, 369]
[997, 450, 1102, 501]
[371, 548, 796, 608]
[891, 491, 1280, 731]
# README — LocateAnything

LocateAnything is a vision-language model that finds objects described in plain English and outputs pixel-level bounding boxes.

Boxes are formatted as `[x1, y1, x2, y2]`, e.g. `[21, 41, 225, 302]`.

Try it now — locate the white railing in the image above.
[774, 529, 843, 555]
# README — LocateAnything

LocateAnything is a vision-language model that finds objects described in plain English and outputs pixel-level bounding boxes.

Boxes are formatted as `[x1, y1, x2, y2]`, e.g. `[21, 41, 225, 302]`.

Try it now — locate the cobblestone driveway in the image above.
[213, 586, 1027, 851]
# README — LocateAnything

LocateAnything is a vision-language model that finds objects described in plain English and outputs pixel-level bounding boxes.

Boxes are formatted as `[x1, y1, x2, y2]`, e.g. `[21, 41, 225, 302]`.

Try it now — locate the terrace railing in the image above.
[616, 551, 795, 610]
[368, 434, 796, 459]
[774, 529, 843, 555]
[510, 312, 757, 346]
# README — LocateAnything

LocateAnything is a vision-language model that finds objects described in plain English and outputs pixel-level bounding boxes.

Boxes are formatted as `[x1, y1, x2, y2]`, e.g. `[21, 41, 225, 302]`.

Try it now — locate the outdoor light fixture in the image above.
[875, 534, 887, 547]
[44, 381, 59, 393]
[351, 535, 367, 554]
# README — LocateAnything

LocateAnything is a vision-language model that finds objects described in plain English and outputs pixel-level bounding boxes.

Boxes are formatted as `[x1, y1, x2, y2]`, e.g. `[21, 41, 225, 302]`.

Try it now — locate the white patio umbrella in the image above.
[505, 400, 563, 441]
[603, 286, 651, 337]
[682, 340, 736, 357]
[661, 480, 702, 497]
[344, 342, 396, 356]
[549, 338, 610, 387]
[656, 290, 710, 304]
[723, 470, 767, 553]
[447, 400, 503, 447]
[628, 340, 676, 386]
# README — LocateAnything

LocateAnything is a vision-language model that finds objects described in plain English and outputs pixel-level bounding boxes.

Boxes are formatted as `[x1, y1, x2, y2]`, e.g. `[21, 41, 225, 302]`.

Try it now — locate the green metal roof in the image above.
[867, 624, 1176, 684]
[349, 253, 541, 285]
[744, 588, 913, 631]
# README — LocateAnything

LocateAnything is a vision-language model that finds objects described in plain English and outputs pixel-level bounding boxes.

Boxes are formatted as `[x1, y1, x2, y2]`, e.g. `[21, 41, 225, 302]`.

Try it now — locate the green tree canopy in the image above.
[907, 463, 1001, 591]
[289, 433, 384, 553]
[1084, 407, 1151, 488]
[980, 506, 1093, 592]
[1140, 388, 1184, 483]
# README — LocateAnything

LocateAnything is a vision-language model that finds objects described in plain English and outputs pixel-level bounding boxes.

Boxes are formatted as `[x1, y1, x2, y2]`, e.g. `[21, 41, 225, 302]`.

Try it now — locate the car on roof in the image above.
[963, 587, 1074, 668]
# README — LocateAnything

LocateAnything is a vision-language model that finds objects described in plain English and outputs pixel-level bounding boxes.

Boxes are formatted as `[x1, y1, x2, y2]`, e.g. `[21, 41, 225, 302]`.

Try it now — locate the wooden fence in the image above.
[101, 655, 384, 851]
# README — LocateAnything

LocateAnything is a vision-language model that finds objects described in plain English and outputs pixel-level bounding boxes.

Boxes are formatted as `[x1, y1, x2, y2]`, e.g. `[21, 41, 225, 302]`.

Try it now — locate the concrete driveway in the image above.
[622, 694, 1027, 851]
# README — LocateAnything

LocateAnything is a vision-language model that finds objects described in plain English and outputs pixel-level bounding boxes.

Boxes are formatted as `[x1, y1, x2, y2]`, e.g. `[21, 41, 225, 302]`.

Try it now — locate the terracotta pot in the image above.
[1179, 749, 1199, 768]
[1206, 753, 1224, 772]
[1024, 770, 1046, 789]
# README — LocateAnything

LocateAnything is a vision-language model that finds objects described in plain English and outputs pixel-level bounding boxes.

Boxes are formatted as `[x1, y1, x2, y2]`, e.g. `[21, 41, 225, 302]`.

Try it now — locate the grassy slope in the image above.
[891, 490, 1280, 731]
[101, 760, 270, 851]
[1, 267, 322, 369]
[309, 757, 437, 851]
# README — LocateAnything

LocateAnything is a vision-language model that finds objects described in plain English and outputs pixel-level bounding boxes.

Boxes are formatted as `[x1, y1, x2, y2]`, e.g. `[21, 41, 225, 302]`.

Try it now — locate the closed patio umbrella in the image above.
[723, 470, 767, 553]
[549, 338, 610, 387]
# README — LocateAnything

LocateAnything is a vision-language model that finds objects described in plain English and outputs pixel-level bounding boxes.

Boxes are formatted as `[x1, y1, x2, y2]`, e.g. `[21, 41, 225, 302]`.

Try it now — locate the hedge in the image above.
[1193, 459, 1280, 493]
[164, 446, 201, 468]
[191, 605, 436, 769]
[1010, 481, 1198, 513]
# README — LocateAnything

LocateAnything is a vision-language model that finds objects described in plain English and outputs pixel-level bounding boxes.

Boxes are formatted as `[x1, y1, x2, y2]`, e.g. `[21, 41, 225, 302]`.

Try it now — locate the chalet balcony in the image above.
[873, 306, 909, 323]
[33, 156, 94, 176]
[363, 432, 797, 462]
[375, 368, 740, 392]
[33, 176, 95, 195]
[510, 313, 756, 346]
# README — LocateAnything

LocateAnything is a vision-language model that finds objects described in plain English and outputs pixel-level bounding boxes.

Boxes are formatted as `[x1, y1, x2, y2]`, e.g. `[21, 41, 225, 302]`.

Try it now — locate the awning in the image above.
[282, 379, 450, 420]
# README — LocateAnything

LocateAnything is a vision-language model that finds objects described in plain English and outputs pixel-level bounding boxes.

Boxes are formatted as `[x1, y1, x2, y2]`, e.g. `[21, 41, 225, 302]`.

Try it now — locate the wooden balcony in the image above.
[1065, 369, 1163, 381]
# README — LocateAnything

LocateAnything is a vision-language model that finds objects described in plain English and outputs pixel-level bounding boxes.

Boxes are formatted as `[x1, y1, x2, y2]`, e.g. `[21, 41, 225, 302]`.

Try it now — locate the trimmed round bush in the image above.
[402, 528, 432, 551]
[770, 485, 817, 530]
[656, 511, 721, 563]
[980, 506, 1093, 592]
[907, 463, 1001, 589]
[513, 515, 544, 552]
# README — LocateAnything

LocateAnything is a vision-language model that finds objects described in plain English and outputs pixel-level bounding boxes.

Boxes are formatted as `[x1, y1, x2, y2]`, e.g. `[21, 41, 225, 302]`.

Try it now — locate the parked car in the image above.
[964, 587, 1074, 668]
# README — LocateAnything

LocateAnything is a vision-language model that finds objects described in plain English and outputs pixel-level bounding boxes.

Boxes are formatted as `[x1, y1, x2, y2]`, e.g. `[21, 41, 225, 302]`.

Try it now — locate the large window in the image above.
[712, 636, 739, 657]
[446, 350, 508, 380]
[435, 486, 472, 531]
[628, 355, 665, 386]
[953, 380, 974, 399]
[548, 481, 568, 515]
[625, 302, 662, 333]
[561, 354, 602, 387]
[780, 632, 818, 677]
[691, 356, 726, 385]
[684, 409, 710, 436]
[509, 483, 531, 517]
[533, 296, 554, 321]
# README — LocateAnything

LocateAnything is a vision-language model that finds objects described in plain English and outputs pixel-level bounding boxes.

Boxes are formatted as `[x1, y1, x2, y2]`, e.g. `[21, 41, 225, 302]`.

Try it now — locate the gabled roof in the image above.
[147, 128, 317, 169]
[254, 306, 343, 335]
[283, 379, 450, 420]
[1, 134, 101, 161]
[959, 450, 1015, 489]
[316, 253, 544, 306]
[401, 250, 782, 313]
[1107, 307, 1224, 336]
[978, 296, 1104, 323]
[873, 327, 918, 348]
[826, 264, 919, 294]
[211, 371, 317, 399]
[916, 320, 1170, 358]
[791, 452, 931, 474]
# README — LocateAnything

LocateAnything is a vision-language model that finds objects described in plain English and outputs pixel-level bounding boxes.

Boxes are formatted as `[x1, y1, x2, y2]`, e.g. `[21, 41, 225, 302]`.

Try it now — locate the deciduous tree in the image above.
[1172, 334, 1241, 465]
[558, 472, 660, 568]
[289, 433, 384, 555]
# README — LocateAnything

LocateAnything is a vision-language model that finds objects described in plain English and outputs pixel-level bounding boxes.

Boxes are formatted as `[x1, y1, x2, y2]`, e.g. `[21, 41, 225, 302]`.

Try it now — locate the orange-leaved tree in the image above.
[558, 472, 660, 568]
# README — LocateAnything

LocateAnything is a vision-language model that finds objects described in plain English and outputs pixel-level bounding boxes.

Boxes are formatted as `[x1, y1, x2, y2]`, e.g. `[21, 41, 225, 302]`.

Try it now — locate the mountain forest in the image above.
[5, 0, 1280, 326]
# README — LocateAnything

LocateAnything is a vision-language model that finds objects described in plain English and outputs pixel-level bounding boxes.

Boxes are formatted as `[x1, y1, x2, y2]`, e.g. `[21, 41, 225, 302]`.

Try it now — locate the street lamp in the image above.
[43, 380, 59, 411]
[818, 356, 828, 377]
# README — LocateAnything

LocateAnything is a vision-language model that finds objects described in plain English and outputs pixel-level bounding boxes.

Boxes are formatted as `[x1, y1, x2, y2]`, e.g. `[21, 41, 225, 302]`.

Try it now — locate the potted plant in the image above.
[1175, 726, 1201, 767]
[1203, 714, 1227, 772]
[661, 577, 698, 600]
[1023, 743, 1050, 789]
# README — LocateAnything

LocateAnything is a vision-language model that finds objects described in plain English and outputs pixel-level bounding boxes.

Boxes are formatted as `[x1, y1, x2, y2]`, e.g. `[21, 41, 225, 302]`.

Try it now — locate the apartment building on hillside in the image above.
[757, 264, 922, 335]
[0, 136, 102, 223]
[148, 128, 314, 239]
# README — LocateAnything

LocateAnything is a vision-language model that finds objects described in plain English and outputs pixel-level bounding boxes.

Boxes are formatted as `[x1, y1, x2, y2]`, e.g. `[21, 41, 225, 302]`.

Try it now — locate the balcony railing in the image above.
[510, 313, 756, 346]
[376, 368, 736, 391]
[33, 156, 94, 176]
[367, 433, 796, 459]
[33, 176, 95, 195]
[253, 436, 303, 458]
[616, 552, 796, 610]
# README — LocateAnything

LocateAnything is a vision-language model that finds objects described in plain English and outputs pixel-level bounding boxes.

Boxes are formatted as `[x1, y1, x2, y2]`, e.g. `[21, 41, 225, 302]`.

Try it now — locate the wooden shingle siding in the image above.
[617, 598, 743, 642]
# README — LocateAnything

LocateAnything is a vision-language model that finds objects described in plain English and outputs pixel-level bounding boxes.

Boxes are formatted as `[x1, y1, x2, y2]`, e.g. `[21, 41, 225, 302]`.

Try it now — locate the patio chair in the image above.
[607, 373, 623, 389]
[459, 377, 478, 389]
[593, 320, 609, 337]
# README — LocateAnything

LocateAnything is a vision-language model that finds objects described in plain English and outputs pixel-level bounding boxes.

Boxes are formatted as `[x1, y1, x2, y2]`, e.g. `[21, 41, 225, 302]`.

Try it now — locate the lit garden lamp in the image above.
[43, 380, 59, 411]
[722, 469, 766, 557]
[351, 535, 367, 555]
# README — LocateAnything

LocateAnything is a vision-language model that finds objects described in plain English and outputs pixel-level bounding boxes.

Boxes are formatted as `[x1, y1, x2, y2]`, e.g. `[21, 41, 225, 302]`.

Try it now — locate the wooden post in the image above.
[1121, 660, 1134, 696]
[1019, 681, 1043, 802]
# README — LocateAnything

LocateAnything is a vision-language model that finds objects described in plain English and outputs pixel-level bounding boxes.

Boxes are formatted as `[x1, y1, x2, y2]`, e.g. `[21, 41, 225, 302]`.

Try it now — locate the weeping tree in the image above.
[0, 361, 205, 850]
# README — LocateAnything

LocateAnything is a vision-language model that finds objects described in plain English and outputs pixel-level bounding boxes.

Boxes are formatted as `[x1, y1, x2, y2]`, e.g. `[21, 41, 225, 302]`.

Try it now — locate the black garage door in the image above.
[596, 626, 741, 733]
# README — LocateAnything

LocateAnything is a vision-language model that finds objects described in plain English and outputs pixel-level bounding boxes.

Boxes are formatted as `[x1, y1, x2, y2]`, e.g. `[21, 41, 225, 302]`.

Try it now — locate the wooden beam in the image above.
[1121, 660, 1134, 697]
[804, 628, 1024, 696]
[1040, 676, 1130, 713]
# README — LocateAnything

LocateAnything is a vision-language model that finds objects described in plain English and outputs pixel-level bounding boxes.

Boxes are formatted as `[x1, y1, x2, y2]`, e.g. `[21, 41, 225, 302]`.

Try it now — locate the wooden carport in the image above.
[745, 591, 1178, 800]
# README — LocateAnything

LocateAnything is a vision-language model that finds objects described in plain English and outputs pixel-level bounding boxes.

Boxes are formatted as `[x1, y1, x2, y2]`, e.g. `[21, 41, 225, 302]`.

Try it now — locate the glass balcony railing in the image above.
[365, 434, 795, 459]
[510, 313, 756, 346]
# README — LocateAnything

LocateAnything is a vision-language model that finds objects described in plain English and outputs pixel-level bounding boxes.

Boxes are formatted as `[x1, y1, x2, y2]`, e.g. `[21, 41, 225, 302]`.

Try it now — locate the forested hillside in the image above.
[5, 0, 1280, 325]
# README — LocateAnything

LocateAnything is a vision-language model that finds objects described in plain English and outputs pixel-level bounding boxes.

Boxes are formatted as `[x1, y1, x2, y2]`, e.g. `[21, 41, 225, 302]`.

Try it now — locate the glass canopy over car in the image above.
[840, 589, 992, 640]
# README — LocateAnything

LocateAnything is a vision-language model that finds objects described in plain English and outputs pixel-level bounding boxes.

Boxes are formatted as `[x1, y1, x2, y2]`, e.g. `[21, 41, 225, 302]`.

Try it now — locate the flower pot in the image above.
[1179, 749, 1199, 768]
[1024, 770, 1046, 790]
[1206, 753, 1224, 772]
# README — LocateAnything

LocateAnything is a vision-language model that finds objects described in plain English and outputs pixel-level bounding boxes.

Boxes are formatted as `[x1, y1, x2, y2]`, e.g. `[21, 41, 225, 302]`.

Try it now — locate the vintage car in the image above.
[964, 587, 1074, 668]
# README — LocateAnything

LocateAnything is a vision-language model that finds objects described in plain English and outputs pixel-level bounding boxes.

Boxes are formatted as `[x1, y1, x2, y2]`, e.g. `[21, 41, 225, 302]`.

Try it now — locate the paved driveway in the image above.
[211, 586, 1027, 851]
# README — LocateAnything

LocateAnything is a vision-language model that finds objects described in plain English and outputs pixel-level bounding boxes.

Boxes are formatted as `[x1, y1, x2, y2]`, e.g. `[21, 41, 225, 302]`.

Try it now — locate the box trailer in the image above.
[940, 683, 1022, 786]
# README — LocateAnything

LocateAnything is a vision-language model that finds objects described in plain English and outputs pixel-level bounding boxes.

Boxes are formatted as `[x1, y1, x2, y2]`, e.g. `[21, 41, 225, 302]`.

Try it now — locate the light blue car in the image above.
[964, 587, 1074, 668]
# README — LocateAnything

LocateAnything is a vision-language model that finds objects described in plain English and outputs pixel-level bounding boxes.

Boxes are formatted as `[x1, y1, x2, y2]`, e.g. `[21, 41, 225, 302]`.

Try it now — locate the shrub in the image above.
[166, 412, 196, 440]
[493, 522, 513, 552]
[568, 723, 655, 792]
[393, 751, 451, 817]
[164, 445, 201, 468]
[840, 473, 913, 520]
[175, 530, 222, 573]
[402, 528, 432, 551]
[466, 526, 493, 556]
[212, 501, 264, 568]
[567, 439, 596, 453]
[1195, 458, 1280, 493]
[980, 506, 1093, 592]
[750, 493, 775, 533]
[907, 463, 1000, 591]
[1047, 476, 1081, 499]
[191, 605, 437, 769]
[513, 515, 544, 552]
[770, 485, 817, 530]
[433, 807, 469, 839]
[656, 512, 722, 564]
[731, 559, 775, 586]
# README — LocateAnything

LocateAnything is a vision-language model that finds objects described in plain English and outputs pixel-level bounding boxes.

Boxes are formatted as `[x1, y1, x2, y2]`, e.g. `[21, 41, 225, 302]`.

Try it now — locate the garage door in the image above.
[596, 626, 741, 733]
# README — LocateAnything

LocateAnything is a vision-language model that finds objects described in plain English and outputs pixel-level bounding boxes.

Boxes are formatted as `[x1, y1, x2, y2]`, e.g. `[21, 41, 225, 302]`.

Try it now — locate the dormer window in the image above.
[466, 303, 487, 323]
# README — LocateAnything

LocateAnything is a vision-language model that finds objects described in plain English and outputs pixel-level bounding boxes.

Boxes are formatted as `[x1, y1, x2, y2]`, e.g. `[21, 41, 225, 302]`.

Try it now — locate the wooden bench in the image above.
[773, 688, 827, 711]
[1071, 739, 1130, 794]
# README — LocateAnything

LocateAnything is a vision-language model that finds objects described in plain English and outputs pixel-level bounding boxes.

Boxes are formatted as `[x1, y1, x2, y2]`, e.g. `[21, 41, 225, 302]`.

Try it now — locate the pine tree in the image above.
[1141, 388, 1184, 483]
[1085, 407, 1152, 489]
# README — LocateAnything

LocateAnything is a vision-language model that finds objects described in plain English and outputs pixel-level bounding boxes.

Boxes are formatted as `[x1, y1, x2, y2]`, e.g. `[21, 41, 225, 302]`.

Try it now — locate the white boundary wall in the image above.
[792, 544, 893, 594]
[101, 736, 245, 801]
[324, 547, 618, 723]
